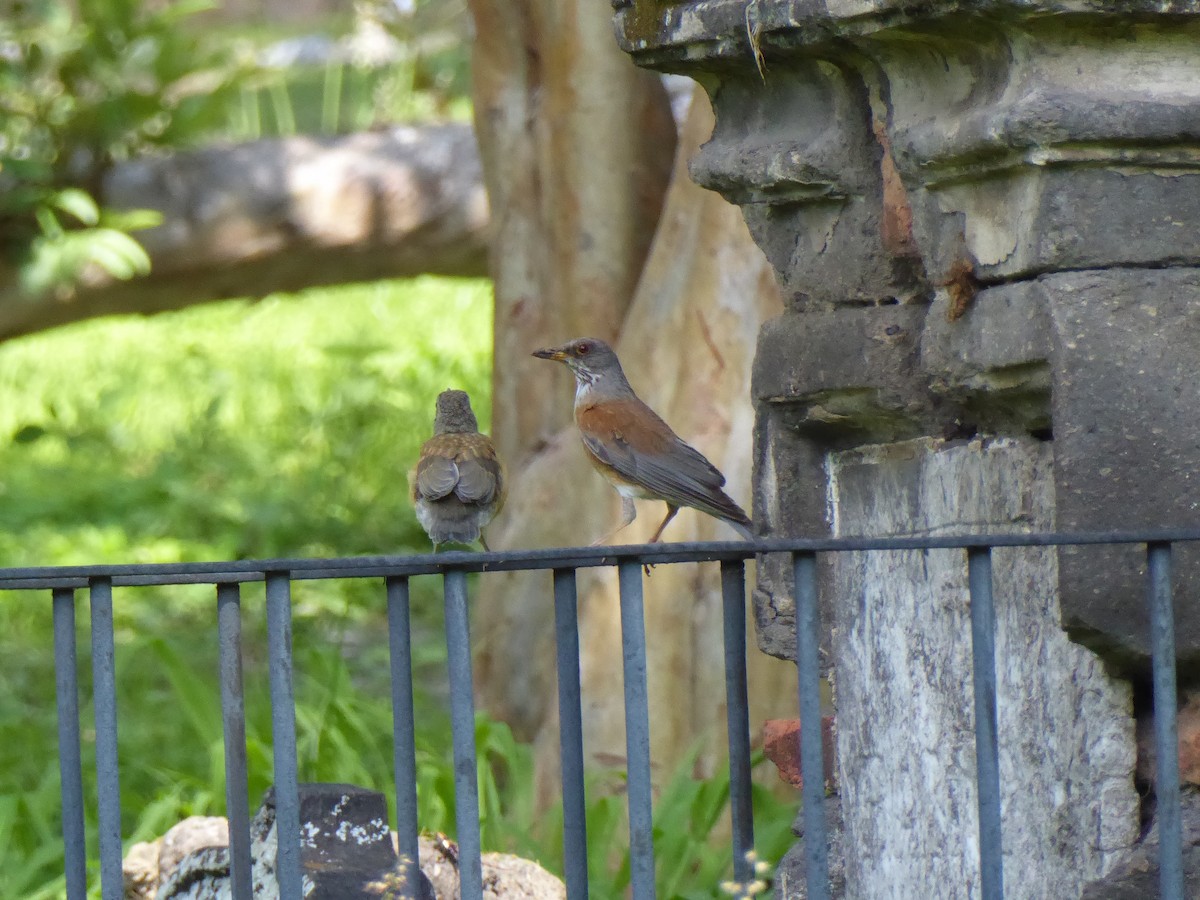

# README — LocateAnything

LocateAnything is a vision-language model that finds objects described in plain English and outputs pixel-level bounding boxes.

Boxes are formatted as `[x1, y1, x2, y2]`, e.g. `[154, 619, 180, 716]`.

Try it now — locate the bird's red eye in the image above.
[576, 342, 590, 354]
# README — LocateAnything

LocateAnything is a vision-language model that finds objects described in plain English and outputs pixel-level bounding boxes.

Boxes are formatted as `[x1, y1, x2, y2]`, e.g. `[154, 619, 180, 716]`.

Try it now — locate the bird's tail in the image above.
[416, 497, 490, 546]
[701, 489, 754, 541]
[728, 518, 756, 542]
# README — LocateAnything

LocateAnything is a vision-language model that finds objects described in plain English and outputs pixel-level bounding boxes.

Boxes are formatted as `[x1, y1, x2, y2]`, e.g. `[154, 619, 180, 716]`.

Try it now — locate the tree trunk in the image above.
[0, 124, 488, 342]
[468, 0, 677, 469]
[476, 84, 797, 801]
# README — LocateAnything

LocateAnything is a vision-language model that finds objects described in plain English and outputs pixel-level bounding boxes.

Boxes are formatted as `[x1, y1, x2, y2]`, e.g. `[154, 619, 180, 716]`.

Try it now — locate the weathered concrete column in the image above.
[615, 2, 1200, 897]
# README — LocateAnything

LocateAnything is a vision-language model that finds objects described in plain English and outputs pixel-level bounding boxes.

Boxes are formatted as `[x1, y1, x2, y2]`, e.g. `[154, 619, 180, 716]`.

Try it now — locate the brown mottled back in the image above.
[410, 391, 506, 550]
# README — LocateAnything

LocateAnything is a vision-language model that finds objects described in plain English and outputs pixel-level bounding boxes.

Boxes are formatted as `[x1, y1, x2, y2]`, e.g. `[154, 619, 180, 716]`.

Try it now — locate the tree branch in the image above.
[0, 123, 489, 342]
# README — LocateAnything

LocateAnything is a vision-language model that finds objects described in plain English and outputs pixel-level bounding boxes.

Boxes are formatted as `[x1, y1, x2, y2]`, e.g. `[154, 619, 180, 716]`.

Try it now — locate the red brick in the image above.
[762, 716, 836, 790]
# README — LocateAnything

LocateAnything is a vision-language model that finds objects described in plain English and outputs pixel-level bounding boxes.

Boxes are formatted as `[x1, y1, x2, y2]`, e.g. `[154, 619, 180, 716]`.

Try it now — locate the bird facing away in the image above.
[532, 337, 754, 545]
[410, 390, 505, 551]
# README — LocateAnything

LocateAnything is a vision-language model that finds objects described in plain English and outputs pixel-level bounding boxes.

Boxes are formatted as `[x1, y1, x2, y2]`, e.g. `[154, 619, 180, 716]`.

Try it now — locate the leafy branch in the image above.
[0, 0, 243, 297]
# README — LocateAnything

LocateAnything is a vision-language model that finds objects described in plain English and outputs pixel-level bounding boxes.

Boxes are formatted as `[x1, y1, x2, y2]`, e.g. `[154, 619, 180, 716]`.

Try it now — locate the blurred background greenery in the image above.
[0, 0, 472, 294]
[0, 1, 794, 897]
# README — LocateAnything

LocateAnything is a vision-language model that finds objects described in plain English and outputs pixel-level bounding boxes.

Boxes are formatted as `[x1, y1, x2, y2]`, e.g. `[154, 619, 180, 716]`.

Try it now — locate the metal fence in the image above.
[2, 529, 1191, 900]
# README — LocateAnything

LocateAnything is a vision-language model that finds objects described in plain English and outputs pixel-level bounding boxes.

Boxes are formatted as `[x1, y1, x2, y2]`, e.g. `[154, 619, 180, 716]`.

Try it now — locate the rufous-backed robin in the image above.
[532, 338, 754, 545]
[410, 390, 505, 550]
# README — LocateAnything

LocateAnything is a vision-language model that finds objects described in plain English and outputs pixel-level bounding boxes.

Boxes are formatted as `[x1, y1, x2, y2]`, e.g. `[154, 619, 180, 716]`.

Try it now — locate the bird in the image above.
[532, 337, 753, 545]
[409, 390, 505, 551]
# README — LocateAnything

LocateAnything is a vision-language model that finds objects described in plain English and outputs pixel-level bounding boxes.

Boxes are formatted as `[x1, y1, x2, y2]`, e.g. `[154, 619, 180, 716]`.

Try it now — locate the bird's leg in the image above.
[640, 504, 680, 575]
[479, 534, 490, 552]
[647, 505, 679, 544]
[590, 495, 637, 546]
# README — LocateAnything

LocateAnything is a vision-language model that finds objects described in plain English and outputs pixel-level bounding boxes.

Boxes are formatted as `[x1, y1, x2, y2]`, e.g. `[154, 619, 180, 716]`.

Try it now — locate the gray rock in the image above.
[125, 784, 439, 899]
[1081, 789, 1200, 899]
[775, 797, 846, 900]
[159, 818, 230, 882]
[157, 846, 232, 899]
[122, 816, 230, 900]
[1044, 269, 1200, 670]
[415, 834, 566, 899]
[249, 783, 411, 899]
[921, 281, 1052, 436]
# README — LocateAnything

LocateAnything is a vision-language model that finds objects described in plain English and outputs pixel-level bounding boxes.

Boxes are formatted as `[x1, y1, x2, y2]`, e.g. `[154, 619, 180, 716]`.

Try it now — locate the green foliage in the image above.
[566, 750, 795, 900]
[0, 276, 492, 565]
[0, 0, 241, 291]
[16, 187, 157, 296]
[0, 276, 492, 895]
[225, 49, 472, 141]
[0, 1, 475, 294]
[0, 274, 794, 896]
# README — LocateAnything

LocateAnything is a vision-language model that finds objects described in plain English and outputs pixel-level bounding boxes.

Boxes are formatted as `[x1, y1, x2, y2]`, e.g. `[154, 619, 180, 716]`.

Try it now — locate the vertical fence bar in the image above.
[1148, 542, 1183, 900]
[53, 588, 87, 900]
[618, 561, 656, 900]
[793, 552, 829, 900]
[967, 548, 1004, 900]
[386, 576, 423, 895]
[265, 572, 302, 899]
[720, 560, 755, 884]
[553, 569, 589, 900]
[444, 568, 483, 900]
[89, 577, 123, 900]
[217, 584, 253, 900]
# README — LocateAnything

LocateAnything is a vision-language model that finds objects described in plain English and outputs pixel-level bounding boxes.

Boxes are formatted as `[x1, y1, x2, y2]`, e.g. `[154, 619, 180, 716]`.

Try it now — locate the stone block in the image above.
[830, 437, 1137, 899]
[689, 67, 926, 307]
[1043, 268, 1200, 669]
[1081, 790, 1200, 899]
[248, 784, 420, 899]
[753, 305, 935, 442]
[752, 304, 947, 661]
[921, 281, 1053, 435]
[911, 167, 1200, 286]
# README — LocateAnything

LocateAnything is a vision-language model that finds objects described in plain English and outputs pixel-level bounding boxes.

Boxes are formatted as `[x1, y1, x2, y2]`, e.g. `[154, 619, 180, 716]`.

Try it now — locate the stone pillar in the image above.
[615, 2, 1200, 896]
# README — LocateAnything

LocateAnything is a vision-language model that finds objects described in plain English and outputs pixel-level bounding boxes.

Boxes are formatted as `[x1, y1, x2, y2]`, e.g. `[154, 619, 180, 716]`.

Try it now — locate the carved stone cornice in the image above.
[616, 0, 1200, 72]
[620, 4, 1200, 285]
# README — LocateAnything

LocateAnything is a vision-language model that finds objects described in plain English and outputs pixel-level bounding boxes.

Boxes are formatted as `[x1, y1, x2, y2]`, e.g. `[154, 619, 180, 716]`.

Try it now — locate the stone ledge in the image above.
[617, 0, 1200, 71]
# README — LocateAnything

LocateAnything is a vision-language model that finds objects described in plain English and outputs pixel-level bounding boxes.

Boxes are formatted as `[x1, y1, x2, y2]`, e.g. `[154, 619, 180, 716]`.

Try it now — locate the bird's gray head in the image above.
[531, 337, 630, 390]
[433, 389, 479, 434]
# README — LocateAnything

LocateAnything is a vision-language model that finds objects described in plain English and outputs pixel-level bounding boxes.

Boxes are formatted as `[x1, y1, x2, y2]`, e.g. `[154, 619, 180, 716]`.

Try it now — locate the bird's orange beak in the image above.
[532, 346, 568, 361]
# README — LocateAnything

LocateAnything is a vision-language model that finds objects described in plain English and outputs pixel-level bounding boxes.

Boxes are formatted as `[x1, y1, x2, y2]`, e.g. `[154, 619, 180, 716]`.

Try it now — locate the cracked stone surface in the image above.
[830, 438, 1137, 899]
[615, 2, 1200, 897]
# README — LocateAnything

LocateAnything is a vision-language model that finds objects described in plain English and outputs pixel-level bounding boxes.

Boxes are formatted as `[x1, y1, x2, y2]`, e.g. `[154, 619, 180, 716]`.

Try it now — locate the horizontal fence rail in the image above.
[7, 527, 1200, 588]
[8, 530, 1193, 900]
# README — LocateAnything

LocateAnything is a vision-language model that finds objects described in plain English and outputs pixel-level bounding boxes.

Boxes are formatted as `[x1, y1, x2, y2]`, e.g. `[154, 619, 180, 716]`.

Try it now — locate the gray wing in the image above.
[581, 430, 748, 525]
[415, 456, 460, 501]
[455, 457, 500, 504]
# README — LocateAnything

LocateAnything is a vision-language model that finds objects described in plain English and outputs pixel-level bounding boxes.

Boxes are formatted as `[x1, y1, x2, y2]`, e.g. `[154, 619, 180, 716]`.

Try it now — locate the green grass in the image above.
[0, 277, 795, 897]
[0, 276, 492, 565]
[223, 54, 474, 141]
[0, 276, 494, 896]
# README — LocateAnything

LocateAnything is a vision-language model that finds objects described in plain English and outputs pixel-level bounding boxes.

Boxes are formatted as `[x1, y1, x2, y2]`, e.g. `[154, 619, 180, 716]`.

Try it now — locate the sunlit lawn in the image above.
[0, 276, 501, 897]
[0, 276, 794, 898]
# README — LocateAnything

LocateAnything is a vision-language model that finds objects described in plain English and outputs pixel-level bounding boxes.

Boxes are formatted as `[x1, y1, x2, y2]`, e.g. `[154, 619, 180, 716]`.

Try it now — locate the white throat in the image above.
[573, 377, 596, 409]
